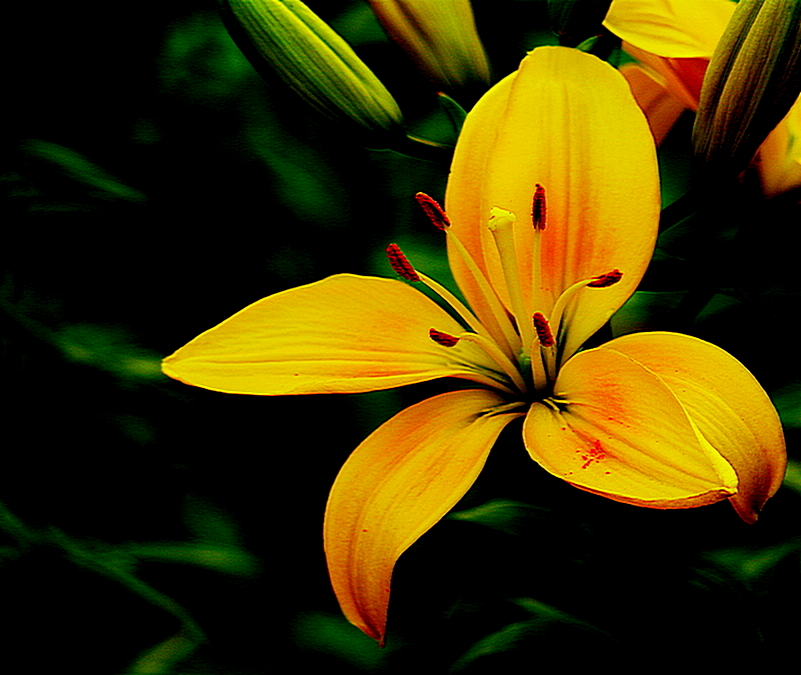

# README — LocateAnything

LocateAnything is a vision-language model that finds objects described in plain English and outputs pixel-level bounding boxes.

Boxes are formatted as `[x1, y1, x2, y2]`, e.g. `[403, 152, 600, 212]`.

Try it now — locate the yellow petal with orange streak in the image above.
[604, 0, 735, 58]
[757, 97, 801, 197]
[324, 389, 523, 643]
[599, 332, 786, 523]
[162, 274, 507, 395]
[619, 62, 687, 143]
[523, 346, 737, 509]
[446, 46, 659, 362]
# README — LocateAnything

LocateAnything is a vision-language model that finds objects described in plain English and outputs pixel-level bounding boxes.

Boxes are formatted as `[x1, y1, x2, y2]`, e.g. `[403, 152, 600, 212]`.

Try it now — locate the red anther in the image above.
[415, 192, 450, 231]
[532, 183, 547, 231]
[532, 312, 555, 347]
[587, 269, 623, 288]
[386, 243, 421, 282]
[429, 328, 460, 347]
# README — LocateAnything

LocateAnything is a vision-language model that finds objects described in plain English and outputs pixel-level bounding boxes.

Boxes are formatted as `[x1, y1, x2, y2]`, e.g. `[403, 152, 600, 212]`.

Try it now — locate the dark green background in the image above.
[3, 1, 801, 672]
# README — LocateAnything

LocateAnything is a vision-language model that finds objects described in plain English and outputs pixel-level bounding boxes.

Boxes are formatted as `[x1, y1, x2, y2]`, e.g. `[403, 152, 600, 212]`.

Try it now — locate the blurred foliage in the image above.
[2, 0, 801, 672]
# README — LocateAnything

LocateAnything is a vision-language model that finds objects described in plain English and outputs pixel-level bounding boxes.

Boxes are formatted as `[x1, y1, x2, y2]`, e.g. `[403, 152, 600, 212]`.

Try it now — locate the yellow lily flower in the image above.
[162, 47, 785, 644]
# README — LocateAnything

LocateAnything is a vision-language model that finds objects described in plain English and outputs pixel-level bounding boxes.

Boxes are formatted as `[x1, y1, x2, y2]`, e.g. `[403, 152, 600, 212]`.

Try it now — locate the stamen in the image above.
[549, 269, 626, 369]
[532, 312, 555, 347]
[441, 228, 522, 359]
[530, 184, 547, 326]
[415, 192, 450, 231]
[532, 183, 547, 231]
[385, 241, 497, 346]
[429, 327, 526, 394]
[457, 332, 529, 394]
[429, 328, 460, 347]
[386, 243, 421, 282]
[529, 312, 556, 393]
[587, 269, 623, 288]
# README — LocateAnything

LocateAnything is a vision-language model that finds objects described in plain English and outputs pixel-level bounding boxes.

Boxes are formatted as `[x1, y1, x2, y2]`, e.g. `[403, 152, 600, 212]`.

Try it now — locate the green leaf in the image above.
[448, 499, 552, 537]
[451, 597, 617, 672]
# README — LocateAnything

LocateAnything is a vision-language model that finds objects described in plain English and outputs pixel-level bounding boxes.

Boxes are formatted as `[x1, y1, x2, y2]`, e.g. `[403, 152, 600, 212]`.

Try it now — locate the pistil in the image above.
[487, 207, 535, 353]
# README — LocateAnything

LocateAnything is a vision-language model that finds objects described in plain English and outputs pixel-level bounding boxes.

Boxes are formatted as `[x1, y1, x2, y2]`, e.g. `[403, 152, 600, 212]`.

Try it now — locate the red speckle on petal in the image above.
[581, 439, 607, 469]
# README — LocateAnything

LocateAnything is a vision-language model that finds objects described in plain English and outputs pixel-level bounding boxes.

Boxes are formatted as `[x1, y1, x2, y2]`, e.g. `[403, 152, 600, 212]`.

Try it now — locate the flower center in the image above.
[388, 190, 624, 400]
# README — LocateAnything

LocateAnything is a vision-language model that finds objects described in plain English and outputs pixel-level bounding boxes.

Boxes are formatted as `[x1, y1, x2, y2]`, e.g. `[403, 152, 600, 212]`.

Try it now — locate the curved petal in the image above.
[757, 97, 801, 197]
[324, 389, 523, 643]
[604, 0, 735, 59]
[445, 47, 660, 361]
[162, 274, 507, 395]
[620, 63, 687, 143]
[622, 46, 709, 110]
[524, 347, 738, 509]
[599, 332, 786, 522]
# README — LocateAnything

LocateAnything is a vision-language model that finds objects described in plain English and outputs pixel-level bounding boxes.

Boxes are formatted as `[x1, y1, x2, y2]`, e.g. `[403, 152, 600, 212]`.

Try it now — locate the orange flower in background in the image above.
[604, 0, 735, 140]
[605, 0, 801, 194]
[162, 47, 785, 644]
[758, 102, 801, 196]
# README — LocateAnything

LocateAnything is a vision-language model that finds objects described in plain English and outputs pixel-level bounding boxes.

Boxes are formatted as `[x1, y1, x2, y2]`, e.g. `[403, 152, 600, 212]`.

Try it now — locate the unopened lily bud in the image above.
[547, 0, 613, 44]
[219, 0, 403, 132]
[693, 0, 801, 179]
[366, 0, 490, 89]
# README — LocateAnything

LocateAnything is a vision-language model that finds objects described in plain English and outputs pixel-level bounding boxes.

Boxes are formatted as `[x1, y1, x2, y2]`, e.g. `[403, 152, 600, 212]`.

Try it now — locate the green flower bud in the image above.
[366, 0, 490, 89]
[219, 0, 403, 132]
[693, 0, 801, 178]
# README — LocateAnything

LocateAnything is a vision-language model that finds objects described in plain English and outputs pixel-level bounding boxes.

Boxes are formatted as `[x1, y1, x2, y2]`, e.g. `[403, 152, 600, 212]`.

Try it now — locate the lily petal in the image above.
[324, 389, 523, 643]
[446, 47, 659, 361]
[619, 63, 687, 143]
[621, 47, 709, 110]
[162, 274, 507, 395]
[604, 0, 735, 59]
[605, 0, 735, 110]
[524, 346, 738, 508]
[599, 332, 786, 522]
[756, 96, 801, 197]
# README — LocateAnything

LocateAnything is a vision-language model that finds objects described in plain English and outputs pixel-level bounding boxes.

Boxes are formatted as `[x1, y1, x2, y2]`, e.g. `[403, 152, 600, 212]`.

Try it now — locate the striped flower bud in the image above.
[693, 0, 801, 179]
[366, 0, 490, 89]
[220, 0, 403, 132]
